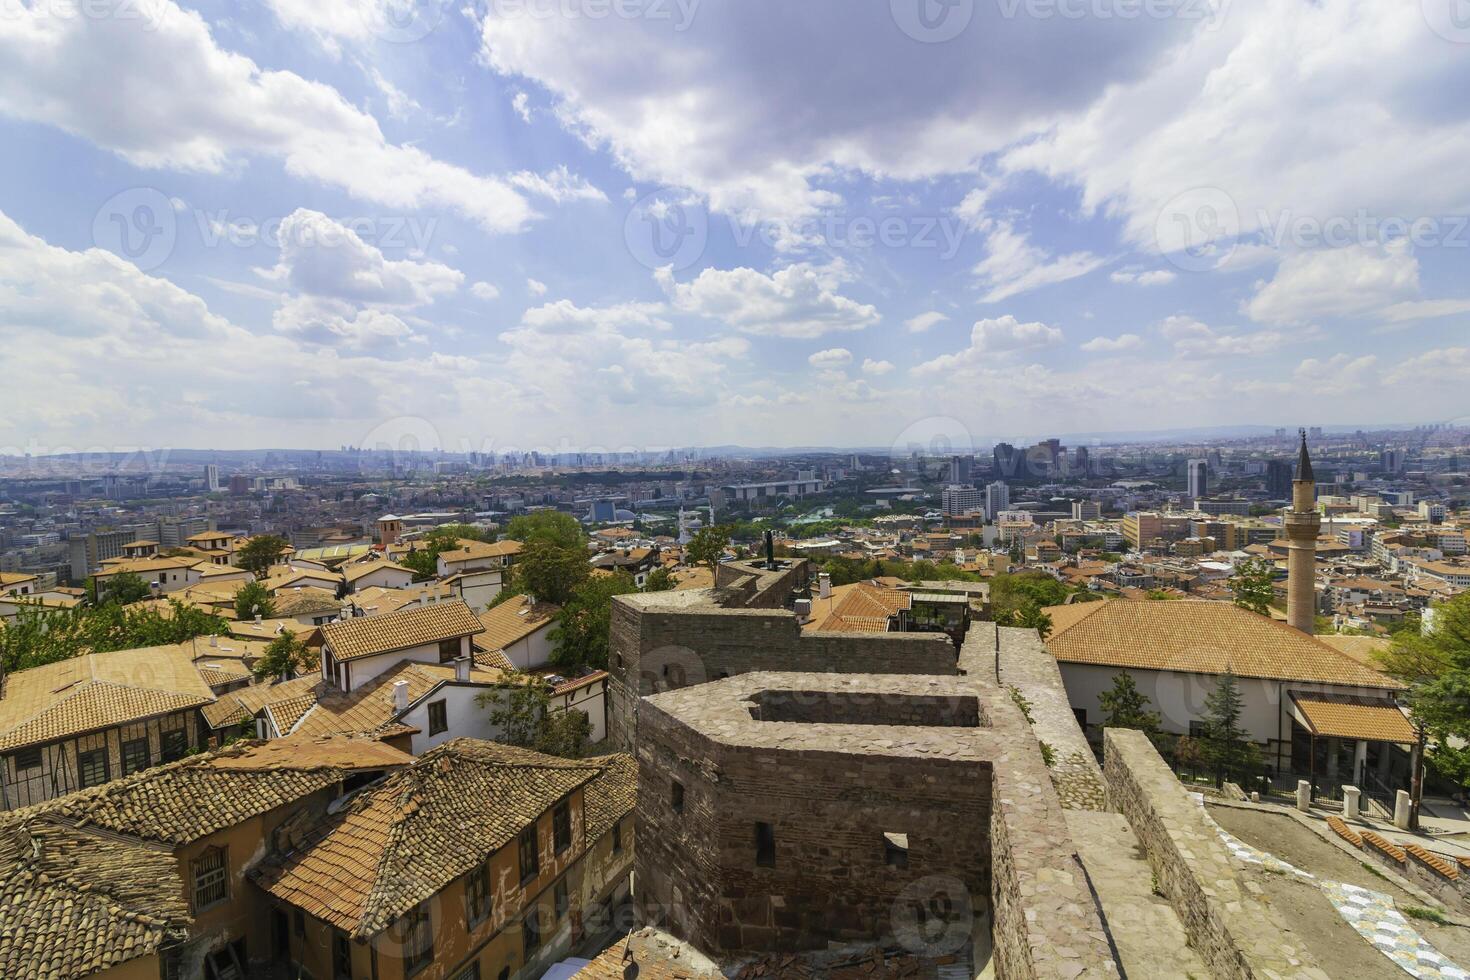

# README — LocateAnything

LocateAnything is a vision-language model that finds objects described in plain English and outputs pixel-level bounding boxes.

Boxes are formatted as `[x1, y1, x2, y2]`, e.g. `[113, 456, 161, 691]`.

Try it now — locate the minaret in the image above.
[1284, 429, 1321, 634]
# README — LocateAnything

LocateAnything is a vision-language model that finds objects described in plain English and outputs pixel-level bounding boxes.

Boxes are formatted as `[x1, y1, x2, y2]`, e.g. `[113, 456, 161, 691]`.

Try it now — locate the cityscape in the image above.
[4, 0, 1470, 979]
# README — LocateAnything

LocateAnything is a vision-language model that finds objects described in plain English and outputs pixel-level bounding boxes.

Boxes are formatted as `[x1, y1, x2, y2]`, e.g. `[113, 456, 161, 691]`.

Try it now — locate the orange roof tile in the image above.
[321, 601, 483, 663]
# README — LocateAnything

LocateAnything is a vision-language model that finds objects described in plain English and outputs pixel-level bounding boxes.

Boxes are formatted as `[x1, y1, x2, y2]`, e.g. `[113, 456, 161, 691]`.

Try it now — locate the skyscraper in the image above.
[1186, 459, 1208, 501]
[1265, 460, 1292, 499]
[985, 481, 1010, 521]
[204, 464, 220, 492]
[1284, 430, 1321, 635]
[948, 455, 974, 485]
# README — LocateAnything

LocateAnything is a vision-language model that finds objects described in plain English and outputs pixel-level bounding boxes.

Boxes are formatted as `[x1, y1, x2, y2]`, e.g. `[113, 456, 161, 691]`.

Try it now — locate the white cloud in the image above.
[257, 209, 462, 306]
[0, 2, 551, 232]
[1385, 347, 1470, 386]
[527, 278, 548, 296]
[470, 281, 501, 301]
[1001, 2, 1470, 264]
[508, 166, 607, 205]
[904, 311, 949, 334]
[1158, 315, 1291, 357]
[861, 358, 895, 376]
[1109, 268, 1176, 287]
[476, 1, 1190, 223]
[656, 262, 880, 338]
[271, 296, 420, 352]
[1291, 354, 1379, 396]
[519, 299, 669, 334]
[1080, 333, 1141, 353]
[973, 222, 1104, 303]
[912, 315, 1061, 376]
[1244, 244, 1420, 326]
[512, 90, 533, 123]
[1379, 299, 1470, 325]
[807, 348, 853, 369]
[365, 65, 420, 120]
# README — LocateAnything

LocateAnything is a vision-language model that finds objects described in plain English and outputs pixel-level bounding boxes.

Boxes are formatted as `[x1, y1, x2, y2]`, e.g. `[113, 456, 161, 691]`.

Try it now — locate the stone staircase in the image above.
[1064, 810, 1210, 979]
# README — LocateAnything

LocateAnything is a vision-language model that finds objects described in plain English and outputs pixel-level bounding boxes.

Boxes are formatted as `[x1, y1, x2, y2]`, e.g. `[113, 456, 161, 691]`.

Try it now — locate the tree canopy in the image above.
[236, 534, 290, 576]
[685, 525, 732, 573]
[478, 670, 592, 758]
[251, 630, 309, 680]
[504, 512, 585, 550]
[549, 572, 638, 672]
[1230, 557, 1277, 616]
[0, 600, 230, 673]
[233, 580, 275, 621]
[1098, 671, 1161, 734]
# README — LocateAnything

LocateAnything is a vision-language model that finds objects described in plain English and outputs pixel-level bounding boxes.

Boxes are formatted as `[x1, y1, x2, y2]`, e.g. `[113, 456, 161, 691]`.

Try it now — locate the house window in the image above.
[78, 748, 109, 788]
[160, 727, 189, 762]
[519, 826, 540, 883]
[439, 638, 460, 663]
[14, 746, 42, 771]
[466, 863, 493, 927]
[671, 779, 684, 814]
[883, 832, 909, 869]
[522, 908, 542, 954]
[612, 820, 623, 855]
[428, 700, 448, 737]
[755, 822, 776, 868]
[121, 737, 150, 775]
[553, 800, 572, 854]
[554, 878, 569, 921]
[448, 964, 481, 980]
[402, 902, 434, 976]
[1073, 708, 1088, 730]
[192, 846, 229, 910]
[332, 932, 353, 980]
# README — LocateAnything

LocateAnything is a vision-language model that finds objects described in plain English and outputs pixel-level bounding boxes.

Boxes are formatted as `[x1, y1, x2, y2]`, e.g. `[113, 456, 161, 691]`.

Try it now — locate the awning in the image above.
[1288, 692, 1416, 744]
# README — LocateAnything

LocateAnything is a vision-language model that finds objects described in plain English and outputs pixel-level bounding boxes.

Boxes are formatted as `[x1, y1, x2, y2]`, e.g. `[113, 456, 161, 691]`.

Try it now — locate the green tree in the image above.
[478, 671, 592, 758]
[0, 599, 228, 673]
[549, 572, 638, 672]
[643, 566, 675, 592]
[1200, 671, 1258, 788]
[99, 572, 152, 605]
[514, 540, 591, 605]
[504, 512, 585, 550]
[233, 581, 275, 621]
[1098, 671, 1161, 734]
[1010, 603, 1054, 639]
[990, 571, 1070, 621]
[1375, 593, 1470, 828]
[252, 630, 308, 680]
[685, 525, 732, 573]
[236, 534, 290, 576]
[1230, 558, 1277, 616]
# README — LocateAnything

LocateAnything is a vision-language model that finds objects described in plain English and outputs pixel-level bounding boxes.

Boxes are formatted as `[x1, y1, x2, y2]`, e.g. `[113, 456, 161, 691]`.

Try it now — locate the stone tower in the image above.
[1284, 429, 1321, 634]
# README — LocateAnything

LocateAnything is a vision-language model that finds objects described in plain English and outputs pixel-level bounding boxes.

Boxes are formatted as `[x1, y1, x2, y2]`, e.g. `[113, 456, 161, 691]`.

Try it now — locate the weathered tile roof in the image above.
[271, 585, 343, 616]
[0, 646, 218, 752]
[39, 736, 411, 846]
[343, 558, 415, 583]
[201, 675, 318, 730]
[253, 738, 624, 937]
[0, 814, 190, 980]
[1289, 692, 1416, 743]
[436, 539, 523, 565]
[286, 660, 506, 738]
[476, 594, 559, 651]
[321, 601, 483, 663]
[808, 582, 908, 634]
[1042, 599, 1401, 688]
[583, 752, 636, 842]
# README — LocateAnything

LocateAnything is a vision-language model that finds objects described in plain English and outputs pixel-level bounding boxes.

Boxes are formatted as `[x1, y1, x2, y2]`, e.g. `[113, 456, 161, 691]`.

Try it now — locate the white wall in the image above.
[399, 676, 609, 754]
[552, 680, 607, 743]
[452, 569, 504, 612]
[503, 625, 556, 671]
[348, 567, 415, 592]
[324, 634, 473, 690]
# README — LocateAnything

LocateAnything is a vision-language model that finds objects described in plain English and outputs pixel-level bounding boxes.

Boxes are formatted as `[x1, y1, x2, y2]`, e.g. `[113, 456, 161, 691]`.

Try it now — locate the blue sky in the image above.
[1, 0, 1469, 454]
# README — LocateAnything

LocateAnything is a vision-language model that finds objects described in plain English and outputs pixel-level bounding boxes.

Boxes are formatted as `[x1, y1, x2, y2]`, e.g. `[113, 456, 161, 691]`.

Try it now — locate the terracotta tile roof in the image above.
[1289, 692, 1416, 743]
[252, 739, 623, 937]
[0, 814, 190, 979]
[476, 594, 559, 651]
[1315, 634, 1392, 669]
[195, 659, 252, 688]
[321, 601, 483, 662]
[343, 558, 415, 583]
[583, 752, 636, 842]
[201, 675, 318, 730]
[351, 582, 455, 616]
[38, 736, 411, 846]
[288, 660, 506, 738]
[0, 646, 218, 752]
[1041, 599, 1401, 688]
[575, 932, 722, 979]
[436, 539, 523, 564]
[475, 649, 516, 672]
[270, 585, 342, 616]
[808, 582, 909, 633]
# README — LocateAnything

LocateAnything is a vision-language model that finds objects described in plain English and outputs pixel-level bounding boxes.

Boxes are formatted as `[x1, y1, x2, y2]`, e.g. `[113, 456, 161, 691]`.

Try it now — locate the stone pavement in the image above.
[1064, 810, 1210, 978]
[994, 625, 1106, 811]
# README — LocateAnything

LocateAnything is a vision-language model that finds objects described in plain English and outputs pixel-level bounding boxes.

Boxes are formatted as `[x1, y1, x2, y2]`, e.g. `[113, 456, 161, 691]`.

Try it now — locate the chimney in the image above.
[392, 680, 410, 712]
[455, 655, 471, 682]
[818, 572, 831, 599]
[254, 612, 262, 625]
[209, 635, 218, 647]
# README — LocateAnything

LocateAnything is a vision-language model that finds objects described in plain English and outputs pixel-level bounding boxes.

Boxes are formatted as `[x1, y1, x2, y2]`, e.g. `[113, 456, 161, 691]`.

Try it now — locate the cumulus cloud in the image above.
[1080, 333, 1142, 353]
[527, 278, 548, 296]
[1243, 244, 1420, 325]
[519, 299, 670, 334]
[1158, 315, 1292, 357]
[861, 358, 895, 376]
[1110, 268, 1176, 287]
[912, 315, 1062, 376]
[807, 347, 853, 369]
[0, 1, 571, 232]
[655, 262, 880, 338]
[470, 281, 501, 301]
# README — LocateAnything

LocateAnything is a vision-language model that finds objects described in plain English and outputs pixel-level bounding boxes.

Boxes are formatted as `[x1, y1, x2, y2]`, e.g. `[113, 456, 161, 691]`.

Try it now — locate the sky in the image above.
[1, 0, 1469, 457]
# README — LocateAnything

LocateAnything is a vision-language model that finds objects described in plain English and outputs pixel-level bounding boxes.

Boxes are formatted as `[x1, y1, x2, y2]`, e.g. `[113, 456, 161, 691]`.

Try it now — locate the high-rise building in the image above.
[204, 464, 220, 492]
[942, 485, 983, 518]
[948, 455, 974, 485]
[1186, 459, 1208, 501]
[1265, 460, 1293, 499]
[1284, 430, 1321, 635]
[984, 481, 1010, 521]
[992, 443, 1024, 481]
